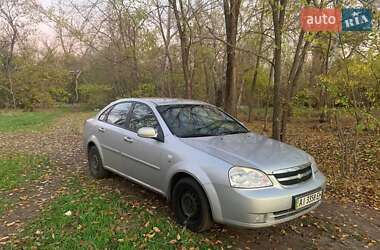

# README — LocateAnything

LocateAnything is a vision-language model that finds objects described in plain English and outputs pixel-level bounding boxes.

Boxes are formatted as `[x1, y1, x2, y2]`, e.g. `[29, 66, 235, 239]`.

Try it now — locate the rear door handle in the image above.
[124, 136, 134, 143]
[98, 127, 105, 133]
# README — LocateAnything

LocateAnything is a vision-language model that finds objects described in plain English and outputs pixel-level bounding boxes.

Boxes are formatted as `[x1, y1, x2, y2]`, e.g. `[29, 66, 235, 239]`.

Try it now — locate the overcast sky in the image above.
[36, 0, 56, 45]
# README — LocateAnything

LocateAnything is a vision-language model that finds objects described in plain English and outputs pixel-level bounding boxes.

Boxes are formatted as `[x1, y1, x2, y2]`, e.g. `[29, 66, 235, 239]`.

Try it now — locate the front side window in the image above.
[129, 103, 160, 132]
[157, 105, 248, 138]
[106, 102, 133, 127]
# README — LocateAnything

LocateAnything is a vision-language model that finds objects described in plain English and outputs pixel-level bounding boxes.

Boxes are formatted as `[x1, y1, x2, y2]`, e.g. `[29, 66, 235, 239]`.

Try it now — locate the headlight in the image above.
[308, 155, 319, 173]
[229, 167, 272, 188]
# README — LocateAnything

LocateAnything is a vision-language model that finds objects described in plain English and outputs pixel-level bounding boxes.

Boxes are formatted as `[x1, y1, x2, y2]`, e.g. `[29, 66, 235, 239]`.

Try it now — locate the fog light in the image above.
[249, 213, 266, 223]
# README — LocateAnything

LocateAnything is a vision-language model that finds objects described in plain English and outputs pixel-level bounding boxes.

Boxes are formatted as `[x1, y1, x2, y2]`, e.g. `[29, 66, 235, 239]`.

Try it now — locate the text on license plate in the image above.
[295, 190, 322, 210]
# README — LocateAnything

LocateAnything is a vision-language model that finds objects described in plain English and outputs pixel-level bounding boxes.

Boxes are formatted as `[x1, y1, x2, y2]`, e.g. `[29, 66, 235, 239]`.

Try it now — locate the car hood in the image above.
[180, 133, 310, 174]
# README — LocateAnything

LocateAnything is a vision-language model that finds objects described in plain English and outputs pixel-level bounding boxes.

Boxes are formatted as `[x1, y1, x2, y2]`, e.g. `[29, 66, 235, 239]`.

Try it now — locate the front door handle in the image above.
[98, 127, 105, 133]
[124, 136, 134, 143]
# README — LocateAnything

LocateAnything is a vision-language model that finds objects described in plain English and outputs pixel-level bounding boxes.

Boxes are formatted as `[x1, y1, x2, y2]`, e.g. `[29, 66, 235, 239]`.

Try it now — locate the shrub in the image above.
[49, 87, 71, 103]
[129, 83, 157, 97]
[78, 84, 113, 109]
[294, 89, 317, 107]
[17, 87, 54, 111]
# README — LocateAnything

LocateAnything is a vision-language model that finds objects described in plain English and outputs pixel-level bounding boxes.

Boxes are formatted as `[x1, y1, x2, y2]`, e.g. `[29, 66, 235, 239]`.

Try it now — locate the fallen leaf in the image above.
[0, 236, 9, 242]
[6, 222, 16, 227]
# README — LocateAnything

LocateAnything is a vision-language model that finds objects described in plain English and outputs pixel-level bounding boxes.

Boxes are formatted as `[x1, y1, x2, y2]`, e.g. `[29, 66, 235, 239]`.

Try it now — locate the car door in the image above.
[118, 103, 167, 191]
[96, 102, 134, 173]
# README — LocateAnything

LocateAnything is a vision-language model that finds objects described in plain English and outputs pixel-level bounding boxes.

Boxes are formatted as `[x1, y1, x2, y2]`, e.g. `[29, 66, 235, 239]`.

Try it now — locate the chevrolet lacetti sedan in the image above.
[84, 98, 326, 232]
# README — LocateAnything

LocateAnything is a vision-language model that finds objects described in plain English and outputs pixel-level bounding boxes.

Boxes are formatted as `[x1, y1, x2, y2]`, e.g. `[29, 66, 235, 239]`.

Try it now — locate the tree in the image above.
[223, 0, 242, 116]
[280, 30, 312, 141]
[152, 0, 176, 97]
[0, 0, 25, 108]
[247, 1, 266, 122]
[169, 0, 193, 99]
[269, 0, 287, 140]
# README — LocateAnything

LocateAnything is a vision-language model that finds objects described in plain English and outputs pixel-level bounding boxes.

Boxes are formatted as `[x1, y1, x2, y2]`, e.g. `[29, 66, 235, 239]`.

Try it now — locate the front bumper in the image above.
[212, 171, 326, 228]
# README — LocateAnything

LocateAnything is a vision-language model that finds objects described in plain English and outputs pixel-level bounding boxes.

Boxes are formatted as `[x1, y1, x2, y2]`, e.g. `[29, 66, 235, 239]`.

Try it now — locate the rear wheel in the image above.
[171, 178, 213, 232]
[88, 146, 109, 179]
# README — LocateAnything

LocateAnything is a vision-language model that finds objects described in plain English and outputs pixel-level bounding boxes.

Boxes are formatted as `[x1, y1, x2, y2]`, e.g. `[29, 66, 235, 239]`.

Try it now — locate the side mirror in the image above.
[137, 127, 158, 139]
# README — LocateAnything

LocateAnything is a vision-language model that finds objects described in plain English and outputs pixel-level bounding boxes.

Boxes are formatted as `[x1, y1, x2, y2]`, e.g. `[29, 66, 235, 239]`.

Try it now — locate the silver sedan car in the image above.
[84, 98, 326, 232]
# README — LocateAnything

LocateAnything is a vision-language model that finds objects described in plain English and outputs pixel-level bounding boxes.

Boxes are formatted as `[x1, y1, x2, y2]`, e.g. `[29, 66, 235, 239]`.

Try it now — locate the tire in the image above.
[88, 146, 109, 179]
[171, 177, 213, 232]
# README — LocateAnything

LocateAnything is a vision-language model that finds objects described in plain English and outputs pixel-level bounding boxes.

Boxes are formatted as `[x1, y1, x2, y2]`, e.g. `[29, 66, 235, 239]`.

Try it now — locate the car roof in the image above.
[116, 98, 210, 106]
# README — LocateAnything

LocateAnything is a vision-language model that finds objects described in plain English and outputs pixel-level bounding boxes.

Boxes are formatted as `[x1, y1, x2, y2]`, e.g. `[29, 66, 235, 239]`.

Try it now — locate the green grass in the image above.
[0, 197, 11, 215]
[0, 154, 50, 192]
[0, 111, 62, 132]
[12, 177, 224, 249]
[0, 154, 50, 216]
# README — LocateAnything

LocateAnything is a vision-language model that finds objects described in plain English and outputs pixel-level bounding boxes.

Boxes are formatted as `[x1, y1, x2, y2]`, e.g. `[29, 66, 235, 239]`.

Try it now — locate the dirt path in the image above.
[0, 113, 87, 242]
[0, 113, 378, 249]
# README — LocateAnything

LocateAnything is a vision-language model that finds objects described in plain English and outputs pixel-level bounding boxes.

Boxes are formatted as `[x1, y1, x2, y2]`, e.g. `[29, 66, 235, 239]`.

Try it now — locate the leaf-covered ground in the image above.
[245, 119, 380, 210]
[0, 110, 378, 249]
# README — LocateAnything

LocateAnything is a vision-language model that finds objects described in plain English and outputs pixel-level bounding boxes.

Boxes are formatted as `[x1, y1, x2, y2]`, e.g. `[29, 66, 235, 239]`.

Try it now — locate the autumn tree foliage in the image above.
[0, 0, 378, 140]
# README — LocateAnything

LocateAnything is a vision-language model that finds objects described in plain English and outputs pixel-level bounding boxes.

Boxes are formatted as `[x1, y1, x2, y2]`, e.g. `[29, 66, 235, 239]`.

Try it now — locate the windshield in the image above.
[157, 104, 249, 138]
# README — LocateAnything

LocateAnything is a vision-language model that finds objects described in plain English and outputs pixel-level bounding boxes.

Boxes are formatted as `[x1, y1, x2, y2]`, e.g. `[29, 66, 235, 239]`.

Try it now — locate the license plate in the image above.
[294, 190, 322, 210]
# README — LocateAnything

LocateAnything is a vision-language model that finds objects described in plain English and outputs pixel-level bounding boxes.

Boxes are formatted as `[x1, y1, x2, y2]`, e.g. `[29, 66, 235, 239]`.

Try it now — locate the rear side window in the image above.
[106, 102, 133, 127]
[129, 103, 159, 132]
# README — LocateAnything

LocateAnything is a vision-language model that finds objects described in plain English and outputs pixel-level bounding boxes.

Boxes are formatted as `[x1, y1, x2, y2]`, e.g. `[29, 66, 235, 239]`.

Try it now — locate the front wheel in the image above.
[171, 178, 213, 232]
[88, 146, 109, 179]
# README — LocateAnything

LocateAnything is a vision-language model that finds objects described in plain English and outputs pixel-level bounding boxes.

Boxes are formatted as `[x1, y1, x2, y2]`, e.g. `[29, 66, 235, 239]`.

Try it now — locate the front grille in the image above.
[273, 163, 312, 185]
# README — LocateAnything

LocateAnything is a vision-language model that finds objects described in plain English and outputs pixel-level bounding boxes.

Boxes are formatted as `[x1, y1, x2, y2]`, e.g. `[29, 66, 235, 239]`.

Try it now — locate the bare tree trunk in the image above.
[170, 0, 192, 99]
[270, 0, 287, 140]
[74, 70, 81, 103]
[5, 66, 16, 109]
[319, 33, 332, 123]
[131, 31, 139, 86]
[165, 47, 175, 97]
[212, 39, 223, 106]
[223, 0, 242, 116]
[263, 61, 274, 132]
[280, 31, 311, 141]
[156, 1, 175, 97]
[203, 62, 211, 101]
[165, 7, 175, 97]
[236, 78, 244, 109]
[248, 2, 265, 122]
[339, 34, 361, 175]
[70, 70, 82, 103]
[248, 105, 253, 122]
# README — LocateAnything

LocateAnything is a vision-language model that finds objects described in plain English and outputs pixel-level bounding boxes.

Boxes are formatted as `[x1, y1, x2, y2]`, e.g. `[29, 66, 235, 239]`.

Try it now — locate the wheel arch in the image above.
[86, 136, 105, 164]
[167, 170, 223, 222]
[87, 141, 96, 151]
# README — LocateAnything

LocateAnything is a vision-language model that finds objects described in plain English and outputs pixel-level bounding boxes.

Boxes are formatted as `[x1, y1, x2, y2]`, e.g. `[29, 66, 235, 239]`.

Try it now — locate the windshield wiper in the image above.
[180, 133, 215, 138]
[222, 130, 248, 135]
